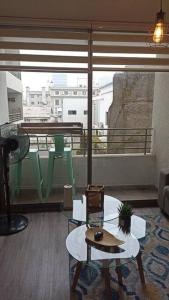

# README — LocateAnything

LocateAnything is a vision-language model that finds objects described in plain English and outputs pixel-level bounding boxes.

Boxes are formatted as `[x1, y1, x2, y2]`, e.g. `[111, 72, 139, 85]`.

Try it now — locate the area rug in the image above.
[69, 213, 169, 299]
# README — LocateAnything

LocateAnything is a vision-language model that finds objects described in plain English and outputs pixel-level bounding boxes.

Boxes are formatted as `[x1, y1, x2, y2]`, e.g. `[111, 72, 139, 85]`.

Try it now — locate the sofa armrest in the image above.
[158, 169, 169, 207]
[161, 185, 169, 214]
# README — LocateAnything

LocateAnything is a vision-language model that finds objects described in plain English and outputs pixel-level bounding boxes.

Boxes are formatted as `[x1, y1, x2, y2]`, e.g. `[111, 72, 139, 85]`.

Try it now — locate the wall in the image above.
[152, 72, 169, 186]
[6, 71, 22, 93]
[92, 154, 155, 186]
[62, 97, 87, 127]
[0, 71, 23, 125]
[108, 72, 154, 129]
[16, 154, 155, 189]
[0, 72, 9, 125]
[8, 93, 23, 116]
[94, 81, 113, 127]
[108, 72, 155, 154]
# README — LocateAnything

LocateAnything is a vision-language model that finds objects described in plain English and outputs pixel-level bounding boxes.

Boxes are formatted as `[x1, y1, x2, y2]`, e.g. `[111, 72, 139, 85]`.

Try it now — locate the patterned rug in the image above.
[70, 213, 169, 300]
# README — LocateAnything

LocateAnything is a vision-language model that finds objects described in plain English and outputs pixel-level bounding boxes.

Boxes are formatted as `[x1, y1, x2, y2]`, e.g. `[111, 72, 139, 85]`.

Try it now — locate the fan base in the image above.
[0, 215, 28, 236]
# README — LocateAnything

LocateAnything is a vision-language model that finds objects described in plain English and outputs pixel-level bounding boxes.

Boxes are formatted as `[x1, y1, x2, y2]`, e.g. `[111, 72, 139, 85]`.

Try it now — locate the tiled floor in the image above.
[12, 187, 158, 205]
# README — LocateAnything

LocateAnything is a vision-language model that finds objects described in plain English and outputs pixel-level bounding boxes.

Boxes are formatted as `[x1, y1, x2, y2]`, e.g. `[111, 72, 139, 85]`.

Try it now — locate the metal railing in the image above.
[29, 127, 153, 156]
[9, 111, 22, 123]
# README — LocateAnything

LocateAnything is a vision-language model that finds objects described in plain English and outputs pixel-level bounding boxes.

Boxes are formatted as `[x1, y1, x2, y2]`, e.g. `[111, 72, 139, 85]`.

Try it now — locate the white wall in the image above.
[62, 97, 87, 127]
[92, 154, 155, 186]
[94, 82, 113, 127]
[0, 72, 9, 125]
[152, 72, 169, 186]
[6, 71, 22, 93]
[8, 92, 22, 109]
[16, 154, 155, 189]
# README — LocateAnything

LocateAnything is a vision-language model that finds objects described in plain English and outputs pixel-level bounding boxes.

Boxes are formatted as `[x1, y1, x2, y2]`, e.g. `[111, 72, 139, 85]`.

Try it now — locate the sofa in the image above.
[158, 169, 169, 216]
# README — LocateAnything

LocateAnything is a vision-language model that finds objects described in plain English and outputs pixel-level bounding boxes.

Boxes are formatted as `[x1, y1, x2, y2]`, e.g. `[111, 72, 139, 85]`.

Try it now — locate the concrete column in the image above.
[26, 86, 30, 106]
[42, 86, 47, 105]
[152, 72, 169, 186]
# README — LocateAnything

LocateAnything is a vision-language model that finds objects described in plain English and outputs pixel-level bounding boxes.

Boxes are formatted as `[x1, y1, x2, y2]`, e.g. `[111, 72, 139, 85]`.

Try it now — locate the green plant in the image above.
[118, 202, 133, 234]
[118, 202, 133, 219]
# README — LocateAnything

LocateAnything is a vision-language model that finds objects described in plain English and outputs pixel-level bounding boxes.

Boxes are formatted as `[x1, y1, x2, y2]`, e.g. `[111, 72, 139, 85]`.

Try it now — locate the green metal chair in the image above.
[10, 149, 44, 202]
[45, 134, 75, 201]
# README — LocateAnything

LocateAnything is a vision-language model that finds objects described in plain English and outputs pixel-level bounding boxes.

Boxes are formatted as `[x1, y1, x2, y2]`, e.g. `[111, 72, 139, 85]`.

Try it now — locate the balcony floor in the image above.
[12, 186, 158, 207]
[0, 207, 160, 300]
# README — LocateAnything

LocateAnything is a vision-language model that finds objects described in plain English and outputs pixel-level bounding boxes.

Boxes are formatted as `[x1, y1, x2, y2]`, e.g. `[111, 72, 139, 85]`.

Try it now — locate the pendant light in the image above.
[153, 0, 165, 43]
[148, 0, 169, 47]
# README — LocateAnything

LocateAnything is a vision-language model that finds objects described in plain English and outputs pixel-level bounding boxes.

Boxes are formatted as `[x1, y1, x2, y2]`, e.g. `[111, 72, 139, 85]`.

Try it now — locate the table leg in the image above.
[115, 259, 125, 299]
[72, 262, 82, 290]
[136, 250, 145, 284]
[70, 289, 78, 300]
[115, 258, 123, 286]
[102, 261, 112, 300]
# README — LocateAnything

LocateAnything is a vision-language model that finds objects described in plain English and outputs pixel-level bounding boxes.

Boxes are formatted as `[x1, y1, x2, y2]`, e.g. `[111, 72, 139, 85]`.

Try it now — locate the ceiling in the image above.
[0, 0, 169, 31]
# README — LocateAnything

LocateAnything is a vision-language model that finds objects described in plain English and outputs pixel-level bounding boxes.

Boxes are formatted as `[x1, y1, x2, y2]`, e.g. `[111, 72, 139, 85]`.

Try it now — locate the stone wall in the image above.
[107, 72, 155, 154]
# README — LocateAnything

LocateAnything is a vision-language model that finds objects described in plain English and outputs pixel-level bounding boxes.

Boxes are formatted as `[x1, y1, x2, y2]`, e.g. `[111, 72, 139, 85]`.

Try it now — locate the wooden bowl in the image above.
[85, 226, 124, 251]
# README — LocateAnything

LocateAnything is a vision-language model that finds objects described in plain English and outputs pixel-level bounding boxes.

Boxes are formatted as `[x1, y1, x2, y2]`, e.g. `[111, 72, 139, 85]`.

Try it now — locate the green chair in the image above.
[45, 134, 75, 201]
[10, 149, 44, 202]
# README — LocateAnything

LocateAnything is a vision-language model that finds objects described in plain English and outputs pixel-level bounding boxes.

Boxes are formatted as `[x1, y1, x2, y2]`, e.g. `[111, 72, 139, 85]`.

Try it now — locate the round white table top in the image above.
[66, 223, 140, 267]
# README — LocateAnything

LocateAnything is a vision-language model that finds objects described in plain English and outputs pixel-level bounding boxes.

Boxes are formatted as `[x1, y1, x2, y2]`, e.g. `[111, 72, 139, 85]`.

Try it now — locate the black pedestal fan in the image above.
[0, 123, 30, 235]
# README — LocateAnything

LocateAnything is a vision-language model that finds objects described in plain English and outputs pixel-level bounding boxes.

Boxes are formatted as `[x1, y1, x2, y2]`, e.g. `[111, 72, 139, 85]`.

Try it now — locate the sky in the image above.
[21, 71, 116, 90]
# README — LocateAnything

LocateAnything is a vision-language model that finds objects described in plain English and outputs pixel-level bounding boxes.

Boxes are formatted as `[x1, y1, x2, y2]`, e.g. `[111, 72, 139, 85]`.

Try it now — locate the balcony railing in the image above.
[28, 128, 152, 156]
[9, 110, 22, 123]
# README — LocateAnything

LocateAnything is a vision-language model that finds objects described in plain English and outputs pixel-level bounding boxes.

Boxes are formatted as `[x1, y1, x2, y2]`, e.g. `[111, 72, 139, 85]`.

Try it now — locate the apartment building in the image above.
[0, 71, 23, 125]
[23, 84, 100, 127]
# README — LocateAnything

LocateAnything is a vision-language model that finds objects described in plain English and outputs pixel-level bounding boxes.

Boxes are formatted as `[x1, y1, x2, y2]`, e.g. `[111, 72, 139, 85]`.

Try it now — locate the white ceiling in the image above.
[1, 0, 169, 30]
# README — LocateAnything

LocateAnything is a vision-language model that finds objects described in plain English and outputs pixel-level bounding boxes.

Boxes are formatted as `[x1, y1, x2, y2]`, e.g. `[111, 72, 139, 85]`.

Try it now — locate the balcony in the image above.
[9, 109, 23, 123]
[10, 126, 157, 208]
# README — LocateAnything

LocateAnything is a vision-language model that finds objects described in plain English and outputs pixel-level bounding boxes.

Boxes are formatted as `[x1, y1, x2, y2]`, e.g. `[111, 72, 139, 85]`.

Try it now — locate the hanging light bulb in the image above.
[147, 0, 169, 47]
[153, 7, 165, 43]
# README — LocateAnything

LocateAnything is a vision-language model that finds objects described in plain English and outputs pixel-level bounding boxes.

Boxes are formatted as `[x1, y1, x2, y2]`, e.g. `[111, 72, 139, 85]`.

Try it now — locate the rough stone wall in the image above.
[107, 72, 155, 153]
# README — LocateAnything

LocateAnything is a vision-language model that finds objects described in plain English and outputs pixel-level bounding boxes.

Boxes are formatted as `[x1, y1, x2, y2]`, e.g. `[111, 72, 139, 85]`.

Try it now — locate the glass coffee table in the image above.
[64, 194, 121, 224]
[65, 196, 146, 299]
